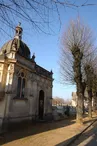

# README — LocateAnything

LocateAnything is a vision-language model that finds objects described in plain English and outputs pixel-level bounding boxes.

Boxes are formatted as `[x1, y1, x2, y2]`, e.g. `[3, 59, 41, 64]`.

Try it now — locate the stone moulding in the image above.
[13, 97, 28, 101]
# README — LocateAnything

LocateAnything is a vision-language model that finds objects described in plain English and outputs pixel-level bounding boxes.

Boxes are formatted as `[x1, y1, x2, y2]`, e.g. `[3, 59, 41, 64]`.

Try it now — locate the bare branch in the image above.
[0, 0, 97, 36]
[59, 17, 96, 123]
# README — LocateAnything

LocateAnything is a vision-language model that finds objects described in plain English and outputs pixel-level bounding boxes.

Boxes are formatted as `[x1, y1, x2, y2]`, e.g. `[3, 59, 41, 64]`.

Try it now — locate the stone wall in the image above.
[6, 62, 52, 123]
[0, 54, 53, 131]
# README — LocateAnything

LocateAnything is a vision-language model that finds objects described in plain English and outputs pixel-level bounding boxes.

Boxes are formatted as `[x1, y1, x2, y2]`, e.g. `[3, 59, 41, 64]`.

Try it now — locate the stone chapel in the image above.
[0, 24, 53, 130]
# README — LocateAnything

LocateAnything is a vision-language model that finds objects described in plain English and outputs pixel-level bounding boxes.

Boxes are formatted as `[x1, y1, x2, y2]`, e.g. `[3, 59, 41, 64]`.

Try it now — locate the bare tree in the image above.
[82, 45, 97, 117]
[52, 96, 65, 105]
[60, 18, 95, 123]
[91, 57, 97, 113]
[0, 0, 97, 36]
[64, 99, 72, 105]
[84, 64, 93, 118]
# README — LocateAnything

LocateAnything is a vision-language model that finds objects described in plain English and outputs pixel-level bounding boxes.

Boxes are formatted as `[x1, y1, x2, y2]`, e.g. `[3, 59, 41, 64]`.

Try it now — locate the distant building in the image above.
[0, 24, 53, 131]
[71, 92, 88, 108]
[71, 92, 77, 107]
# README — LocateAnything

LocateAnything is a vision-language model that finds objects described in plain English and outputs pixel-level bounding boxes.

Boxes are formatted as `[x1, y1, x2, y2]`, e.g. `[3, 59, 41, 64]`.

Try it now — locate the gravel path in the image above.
[0, 117, 95, 146]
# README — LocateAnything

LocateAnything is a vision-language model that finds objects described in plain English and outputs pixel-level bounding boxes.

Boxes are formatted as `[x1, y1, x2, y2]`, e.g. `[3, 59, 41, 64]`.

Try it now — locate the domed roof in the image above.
[0, 24, 31, 59]
[0, 38, 31, 59]
[0, 40, 13, 54]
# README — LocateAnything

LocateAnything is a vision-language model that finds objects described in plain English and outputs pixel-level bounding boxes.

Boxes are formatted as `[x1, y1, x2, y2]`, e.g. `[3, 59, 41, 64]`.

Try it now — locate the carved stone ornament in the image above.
[10, 64, 14, 72]
[0, 64, 3, 70]
[16, 68, 27, 78]
[9, 72, 13, 80]
[27, 73, 37, 82]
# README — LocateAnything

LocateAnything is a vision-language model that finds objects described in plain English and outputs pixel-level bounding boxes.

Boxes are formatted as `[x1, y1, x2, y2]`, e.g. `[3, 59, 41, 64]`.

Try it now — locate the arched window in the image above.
[17, 72, 25, 98]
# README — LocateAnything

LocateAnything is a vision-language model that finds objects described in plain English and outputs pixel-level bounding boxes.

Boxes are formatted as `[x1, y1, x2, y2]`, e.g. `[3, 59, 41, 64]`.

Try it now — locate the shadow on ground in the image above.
[56, 118, 97, 146]
[0, 116, 76, 145]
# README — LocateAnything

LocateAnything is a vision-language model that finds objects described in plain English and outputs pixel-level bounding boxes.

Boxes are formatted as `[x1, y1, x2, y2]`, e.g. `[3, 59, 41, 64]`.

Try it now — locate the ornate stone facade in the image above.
[0, 24, 53, 131]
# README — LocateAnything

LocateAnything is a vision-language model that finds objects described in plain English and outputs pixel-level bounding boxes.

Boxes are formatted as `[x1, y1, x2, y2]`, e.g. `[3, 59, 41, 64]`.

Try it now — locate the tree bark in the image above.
[83, 100, 85, 115]
[72, 47, 84, 124]
[76, 91, 84, 123]
[92, 92, 97, 113]
[88, 90, 92, 119]
[82, 82, 86, 115]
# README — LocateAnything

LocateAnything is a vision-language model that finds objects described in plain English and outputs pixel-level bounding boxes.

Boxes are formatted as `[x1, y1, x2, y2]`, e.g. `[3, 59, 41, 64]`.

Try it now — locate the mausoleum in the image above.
[0, 24, 53, 130]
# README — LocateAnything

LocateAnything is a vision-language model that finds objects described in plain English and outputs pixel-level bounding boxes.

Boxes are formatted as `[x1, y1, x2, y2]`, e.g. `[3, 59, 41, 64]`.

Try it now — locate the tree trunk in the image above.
[88, 90, 92, 119]
[72, 47, 84, 124]
[82, 82, 86, 115]
[92, 92, 97, 113]
[83, 100, 85, 115]
[76, 92, 84, 123]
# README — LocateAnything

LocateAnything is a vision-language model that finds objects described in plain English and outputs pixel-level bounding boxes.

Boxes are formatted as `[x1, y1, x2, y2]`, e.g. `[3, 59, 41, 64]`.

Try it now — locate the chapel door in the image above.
[39, 90, 44, 120]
